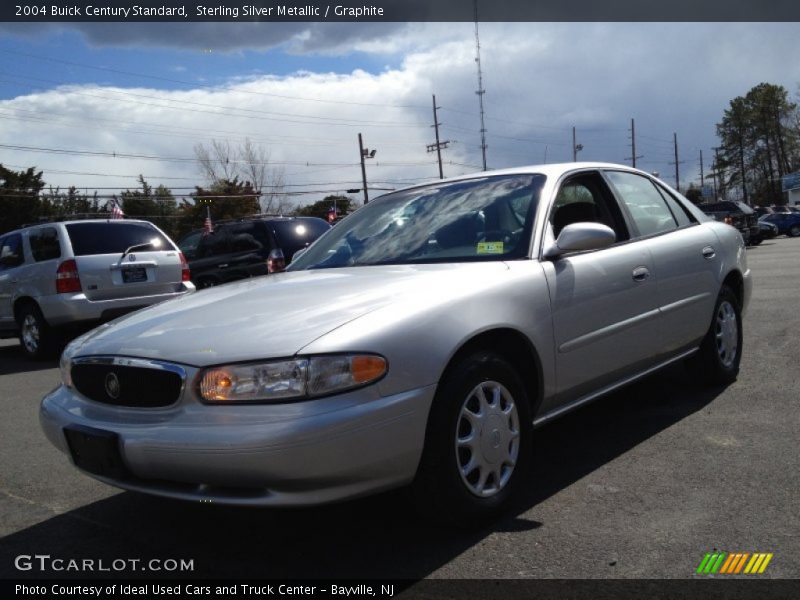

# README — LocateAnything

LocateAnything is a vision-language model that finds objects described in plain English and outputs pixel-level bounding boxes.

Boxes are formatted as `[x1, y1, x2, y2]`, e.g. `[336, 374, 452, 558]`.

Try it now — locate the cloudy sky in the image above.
[1, 21, 799, 209]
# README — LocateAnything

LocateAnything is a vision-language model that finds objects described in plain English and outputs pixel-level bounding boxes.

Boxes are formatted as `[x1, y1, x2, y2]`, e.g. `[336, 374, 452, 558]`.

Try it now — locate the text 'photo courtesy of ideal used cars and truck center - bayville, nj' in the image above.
[1, 1, 799, 597]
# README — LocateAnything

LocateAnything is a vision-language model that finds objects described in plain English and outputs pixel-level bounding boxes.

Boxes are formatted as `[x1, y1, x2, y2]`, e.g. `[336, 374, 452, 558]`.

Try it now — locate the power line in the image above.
[0, 142, 440, 168]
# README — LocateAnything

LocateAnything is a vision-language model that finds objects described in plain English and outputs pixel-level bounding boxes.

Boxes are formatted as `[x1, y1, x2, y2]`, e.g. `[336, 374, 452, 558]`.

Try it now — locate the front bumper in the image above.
[40, 379, 435, 506]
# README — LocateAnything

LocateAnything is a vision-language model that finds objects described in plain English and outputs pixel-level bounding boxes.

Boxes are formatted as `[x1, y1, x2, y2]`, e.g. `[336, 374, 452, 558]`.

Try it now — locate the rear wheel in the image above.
[17, 303, 58, 360]
[686, 285, 742, 385]
[789, 225, 800, 237]
[196, 278, 218, 289]
[411, 351, 533, 525]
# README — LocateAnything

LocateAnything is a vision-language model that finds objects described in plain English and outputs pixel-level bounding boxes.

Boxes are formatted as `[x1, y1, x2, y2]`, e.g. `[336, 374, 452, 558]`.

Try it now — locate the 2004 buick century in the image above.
[41, 163, 750, 523]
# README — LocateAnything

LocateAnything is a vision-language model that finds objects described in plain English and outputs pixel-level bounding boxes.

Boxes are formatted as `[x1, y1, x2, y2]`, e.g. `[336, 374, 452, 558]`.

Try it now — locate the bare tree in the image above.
[194, 138, 290, 214]
[194, 139, 238, 184]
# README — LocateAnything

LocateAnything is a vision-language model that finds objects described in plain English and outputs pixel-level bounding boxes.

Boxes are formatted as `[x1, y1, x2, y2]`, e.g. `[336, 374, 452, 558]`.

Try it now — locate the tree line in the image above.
[0, 139, 358, 237]
[713, 82, 800, 206]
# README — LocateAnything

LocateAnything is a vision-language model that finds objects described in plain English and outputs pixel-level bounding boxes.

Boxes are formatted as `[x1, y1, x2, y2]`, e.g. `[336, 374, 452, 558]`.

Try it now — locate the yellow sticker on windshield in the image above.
[477, 241, 504, 254]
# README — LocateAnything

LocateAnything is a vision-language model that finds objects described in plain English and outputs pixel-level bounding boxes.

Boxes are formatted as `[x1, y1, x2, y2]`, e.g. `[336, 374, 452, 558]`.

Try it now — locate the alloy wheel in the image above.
[21, 314, 40, 354]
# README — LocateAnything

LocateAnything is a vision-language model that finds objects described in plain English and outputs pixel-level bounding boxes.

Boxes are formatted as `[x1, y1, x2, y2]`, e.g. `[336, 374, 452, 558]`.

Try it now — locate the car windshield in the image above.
[288, 174, 545, 270]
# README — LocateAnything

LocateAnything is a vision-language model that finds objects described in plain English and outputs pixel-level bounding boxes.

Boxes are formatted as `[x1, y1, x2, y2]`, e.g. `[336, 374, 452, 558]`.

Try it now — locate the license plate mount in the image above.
[64, 425, 129, 479]
[122, 266, 147, 283]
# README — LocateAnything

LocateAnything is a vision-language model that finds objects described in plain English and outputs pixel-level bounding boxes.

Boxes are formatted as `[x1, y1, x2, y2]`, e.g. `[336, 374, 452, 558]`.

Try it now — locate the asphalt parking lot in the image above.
[1, 238, 798, 580]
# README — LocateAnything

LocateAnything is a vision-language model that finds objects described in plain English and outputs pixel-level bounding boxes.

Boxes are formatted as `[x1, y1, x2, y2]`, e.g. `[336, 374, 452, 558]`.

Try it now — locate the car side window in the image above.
[549, 172, 629, 241]
[29, 227, 62, 262]
[654, 185, 696, 227]
[605, 171, 678, 237]
[0, 233, 25, 269]
[196, 230, 232, 258]
[179, 231, 203, 259]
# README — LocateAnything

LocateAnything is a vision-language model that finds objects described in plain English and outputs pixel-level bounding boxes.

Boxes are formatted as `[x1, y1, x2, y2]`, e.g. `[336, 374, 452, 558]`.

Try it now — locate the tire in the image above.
[196, 278, 218, 290]
[17, 303, 58, 360]
[789, 225, 800, 237]
[749, 236, 763, 246]
[686, 285, 743, 386]
[410, 351, 533, 525]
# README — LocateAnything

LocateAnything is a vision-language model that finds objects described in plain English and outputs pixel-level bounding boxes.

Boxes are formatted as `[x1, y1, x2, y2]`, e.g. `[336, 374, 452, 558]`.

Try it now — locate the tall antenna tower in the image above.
[474, 0, 488, 171]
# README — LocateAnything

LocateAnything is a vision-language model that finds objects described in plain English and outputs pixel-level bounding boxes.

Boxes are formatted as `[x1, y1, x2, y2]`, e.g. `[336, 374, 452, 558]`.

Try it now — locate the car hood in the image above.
[68, 263, 510, 366]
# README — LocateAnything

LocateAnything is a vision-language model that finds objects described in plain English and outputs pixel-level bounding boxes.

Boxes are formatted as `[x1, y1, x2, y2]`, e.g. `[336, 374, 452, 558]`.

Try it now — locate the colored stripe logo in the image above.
[696, 552, 773, 574]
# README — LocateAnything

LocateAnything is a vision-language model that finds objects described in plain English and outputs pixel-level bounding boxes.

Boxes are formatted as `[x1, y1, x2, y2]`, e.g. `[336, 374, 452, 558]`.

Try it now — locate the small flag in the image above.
[110, 200, 125, 220]
[203, 206, 214, 235]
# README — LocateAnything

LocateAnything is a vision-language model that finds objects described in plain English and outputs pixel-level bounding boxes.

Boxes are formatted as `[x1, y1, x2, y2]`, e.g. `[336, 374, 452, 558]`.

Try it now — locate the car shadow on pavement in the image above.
[0, 343, 59, 376]
[0, 364, 725, 580]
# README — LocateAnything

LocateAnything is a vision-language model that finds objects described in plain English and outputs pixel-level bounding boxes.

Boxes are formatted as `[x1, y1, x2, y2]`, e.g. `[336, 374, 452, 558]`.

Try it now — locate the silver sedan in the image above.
[40, 163, 751, 523]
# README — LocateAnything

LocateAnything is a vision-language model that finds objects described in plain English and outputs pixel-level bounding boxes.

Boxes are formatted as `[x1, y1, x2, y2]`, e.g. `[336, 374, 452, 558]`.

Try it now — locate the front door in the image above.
[539, 171, 663, 412]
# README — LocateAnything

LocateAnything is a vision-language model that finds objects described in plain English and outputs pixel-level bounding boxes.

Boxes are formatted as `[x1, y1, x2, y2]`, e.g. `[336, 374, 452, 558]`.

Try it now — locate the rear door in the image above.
[604, 170, 718, 354]
[64, 222, 182, 301]
[540, 170, 663, 409]
[191, 223, 269, 286]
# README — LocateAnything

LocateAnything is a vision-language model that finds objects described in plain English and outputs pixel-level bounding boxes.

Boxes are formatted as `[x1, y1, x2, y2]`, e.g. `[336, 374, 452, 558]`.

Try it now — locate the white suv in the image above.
[0, 219, 195, 358]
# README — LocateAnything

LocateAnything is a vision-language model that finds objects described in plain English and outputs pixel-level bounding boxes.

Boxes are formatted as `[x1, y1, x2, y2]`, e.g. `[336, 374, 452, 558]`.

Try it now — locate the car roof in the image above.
[3, 218, 154, 236]
[385, 162, 660, 195]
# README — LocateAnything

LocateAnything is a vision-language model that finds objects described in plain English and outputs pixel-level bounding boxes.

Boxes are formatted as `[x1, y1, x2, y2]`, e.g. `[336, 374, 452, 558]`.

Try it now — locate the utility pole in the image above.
[699, 149, 705, 189]
[474, 0, 488, 171]
[357, 133, 376, 204]
[572, 127, 583, 162]
[627, 118, 643, 168]
[713, 146, 721, 201]
[427, 94, 450, 179]
[669, 132, 685, 191]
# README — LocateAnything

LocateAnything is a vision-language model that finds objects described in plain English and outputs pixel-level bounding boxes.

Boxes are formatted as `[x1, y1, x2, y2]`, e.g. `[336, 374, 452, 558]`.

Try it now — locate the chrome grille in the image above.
[71, 357, 185, 408]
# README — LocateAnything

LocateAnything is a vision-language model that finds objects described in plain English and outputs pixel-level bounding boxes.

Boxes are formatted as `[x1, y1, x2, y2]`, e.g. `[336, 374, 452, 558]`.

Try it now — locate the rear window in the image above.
[270, 219, 331, 258]
[66, 222, 171, 256]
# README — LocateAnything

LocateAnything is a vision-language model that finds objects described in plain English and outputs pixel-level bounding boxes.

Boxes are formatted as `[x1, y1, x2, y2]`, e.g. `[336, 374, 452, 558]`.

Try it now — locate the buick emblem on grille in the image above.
[128, 254, 136, 262]
[104, 372, 121, 399]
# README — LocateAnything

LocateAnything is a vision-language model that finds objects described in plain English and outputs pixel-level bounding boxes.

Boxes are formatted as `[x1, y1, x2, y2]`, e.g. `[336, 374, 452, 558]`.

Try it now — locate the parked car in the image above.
[699, 201, 759, 245]
[178, 216, 330, 289]
[753, 206, 774, 219]
[41, 163, 750, 523]
[755, 219, 779, 242]
[759, 212, 800, 237]
[0, 220, 195, 358]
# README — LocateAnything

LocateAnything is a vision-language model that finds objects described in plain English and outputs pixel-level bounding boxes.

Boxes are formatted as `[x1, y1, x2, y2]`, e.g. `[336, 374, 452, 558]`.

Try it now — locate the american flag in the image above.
[203, 206, 214, 235]
[111, 201, 125, 220]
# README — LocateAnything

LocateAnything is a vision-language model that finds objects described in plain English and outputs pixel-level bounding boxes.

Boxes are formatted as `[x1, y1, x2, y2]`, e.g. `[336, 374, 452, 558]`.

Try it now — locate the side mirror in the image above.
[544, 222, 616, 259]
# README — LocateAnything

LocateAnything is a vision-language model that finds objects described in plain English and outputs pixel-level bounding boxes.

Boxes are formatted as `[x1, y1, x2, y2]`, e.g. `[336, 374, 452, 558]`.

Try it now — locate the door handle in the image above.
[632, 266, 650, 282]
[217, 263, 228, 268]
[702, 246, 716, 260]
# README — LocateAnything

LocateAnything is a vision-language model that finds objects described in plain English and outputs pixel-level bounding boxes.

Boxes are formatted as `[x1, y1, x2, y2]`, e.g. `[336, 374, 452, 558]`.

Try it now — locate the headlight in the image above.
[198, 354, 387, 403]
[59, 353, 73, 388]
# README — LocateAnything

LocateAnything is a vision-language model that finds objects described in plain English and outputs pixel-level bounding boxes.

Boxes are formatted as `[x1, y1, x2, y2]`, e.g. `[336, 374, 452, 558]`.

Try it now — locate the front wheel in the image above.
[686, 285, 743, 385]
[410, 351, 533, 525]
[788, 225, 800, 237]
